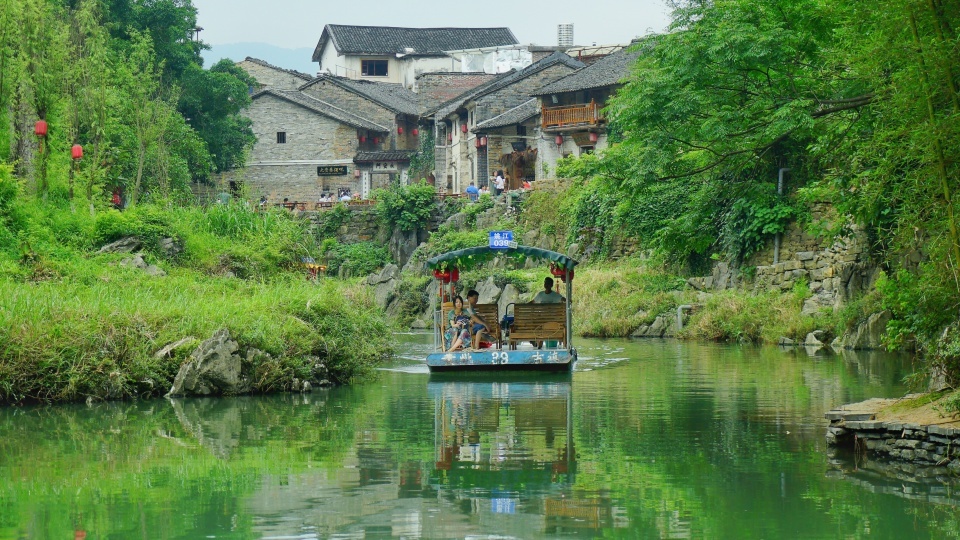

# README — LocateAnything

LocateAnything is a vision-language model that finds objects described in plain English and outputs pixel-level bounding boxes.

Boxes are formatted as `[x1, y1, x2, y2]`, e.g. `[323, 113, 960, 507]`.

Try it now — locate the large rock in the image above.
[374, 278, 399, 312]
[119, 253, 166, 276]
[99, 236, 141, 253]
[367, 264, 400, 286]
[475, 277, 502, 305]
[832, 311, 892, 350]
[632, 314, 676, 338]
[166, 329, 249, 396]
[388, 228, 420, 268]
[498, 284, 520, 318]
[159, 237, 183, 258]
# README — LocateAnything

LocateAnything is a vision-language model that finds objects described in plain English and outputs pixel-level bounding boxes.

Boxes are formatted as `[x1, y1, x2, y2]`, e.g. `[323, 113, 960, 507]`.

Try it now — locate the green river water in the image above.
[2, 335, 958, 539]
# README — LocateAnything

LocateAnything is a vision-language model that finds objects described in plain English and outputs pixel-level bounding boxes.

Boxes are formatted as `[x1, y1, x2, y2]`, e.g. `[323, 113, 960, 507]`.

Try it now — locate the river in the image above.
[2, 335, 957, 539]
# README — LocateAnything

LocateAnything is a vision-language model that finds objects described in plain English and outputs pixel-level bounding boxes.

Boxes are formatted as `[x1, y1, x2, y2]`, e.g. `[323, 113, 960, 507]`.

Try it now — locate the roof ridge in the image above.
[243, 57, 313, 80]
[255, 89, 388, 132]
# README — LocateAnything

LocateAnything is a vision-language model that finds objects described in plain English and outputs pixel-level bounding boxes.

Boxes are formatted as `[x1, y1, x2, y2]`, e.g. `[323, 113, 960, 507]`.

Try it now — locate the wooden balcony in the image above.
[542, 100, 601, 130]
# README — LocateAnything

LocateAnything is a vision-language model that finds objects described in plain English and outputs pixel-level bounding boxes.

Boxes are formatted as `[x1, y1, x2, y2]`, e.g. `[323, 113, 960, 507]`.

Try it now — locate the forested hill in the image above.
[555, 0, 959, 374]
[0, 0, 255, 205]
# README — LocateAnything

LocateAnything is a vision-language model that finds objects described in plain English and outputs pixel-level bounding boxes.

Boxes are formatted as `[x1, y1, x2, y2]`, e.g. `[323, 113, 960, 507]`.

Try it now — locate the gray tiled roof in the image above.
[428, 52, 585, 118]
[474, 99, 539, 131]
[533, 46, 642, 95]
[300, 75, 420, 116]
[354, 150, 417, 163]
[315, 25, 518, 58]
[252, 89, 388, 132]
[242, 57, 313, 81]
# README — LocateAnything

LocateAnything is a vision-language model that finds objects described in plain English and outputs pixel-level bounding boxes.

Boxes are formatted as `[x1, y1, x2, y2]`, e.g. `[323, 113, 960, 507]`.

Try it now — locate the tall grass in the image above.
[0, 198, 389, 404]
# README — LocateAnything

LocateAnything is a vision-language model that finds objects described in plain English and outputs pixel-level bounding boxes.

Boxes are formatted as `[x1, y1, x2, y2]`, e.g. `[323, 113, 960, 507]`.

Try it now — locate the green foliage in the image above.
[721, 184, 797, 261]
[312, 202, 351, 239]
[374, 180, 437, 232]
[322, 241, 391, 278]
[422, 227, 488, 257]
[407, 129, 435, 181]
[462, 192, 494, 225]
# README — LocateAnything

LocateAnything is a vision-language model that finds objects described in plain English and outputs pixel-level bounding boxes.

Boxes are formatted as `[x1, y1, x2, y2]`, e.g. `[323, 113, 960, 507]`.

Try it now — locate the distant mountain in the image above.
[202, 42, 317, 75]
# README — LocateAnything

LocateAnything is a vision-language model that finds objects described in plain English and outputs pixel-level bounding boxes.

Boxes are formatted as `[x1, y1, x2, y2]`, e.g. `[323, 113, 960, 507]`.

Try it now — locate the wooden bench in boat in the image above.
[472, 303, 502, 349]
[507, 303, 567, 350]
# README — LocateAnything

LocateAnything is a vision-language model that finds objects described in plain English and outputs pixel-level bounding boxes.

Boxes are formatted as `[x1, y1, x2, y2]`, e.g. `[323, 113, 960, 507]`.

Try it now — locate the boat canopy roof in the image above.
[426, 244, 579, 270]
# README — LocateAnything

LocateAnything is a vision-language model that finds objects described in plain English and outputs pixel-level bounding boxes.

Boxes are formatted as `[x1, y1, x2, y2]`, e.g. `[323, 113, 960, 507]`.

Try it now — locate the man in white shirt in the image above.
[533, 277, 564, 303]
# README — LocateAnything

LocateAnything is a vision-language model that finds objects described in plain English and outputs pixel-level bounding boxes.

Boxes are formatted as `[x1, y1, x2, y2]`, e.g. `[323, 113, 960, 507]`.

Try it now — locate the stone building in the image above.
[311, 25, 518, 89]
[238, 88, 388, 203]
[236, 57, 313, 91]
[427, 52, 584, 193]
[532, 45, 642, 173]
[300, 75, 423, 195]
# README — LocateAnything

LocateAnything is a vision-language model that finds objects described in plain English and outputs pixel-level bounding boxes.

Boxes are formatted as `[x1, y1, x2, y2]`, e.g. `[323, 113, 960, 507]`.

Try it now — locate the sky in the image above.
[192, 0, 673, 55]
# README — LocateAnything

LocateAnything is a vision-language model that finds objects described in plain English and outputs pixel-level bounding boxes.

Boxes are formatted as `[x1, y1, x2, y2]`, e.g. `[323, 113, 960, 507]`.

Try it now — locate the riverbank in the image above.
[0, 197, 391, 405]
[826, 391, 960, 478]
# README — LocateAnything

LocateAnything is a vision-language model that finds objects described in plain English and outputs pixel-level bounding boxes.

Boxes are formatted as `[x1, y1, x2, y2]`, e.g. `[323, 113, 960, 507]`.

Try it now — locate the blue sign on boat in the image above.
[489, 230, 514, 249]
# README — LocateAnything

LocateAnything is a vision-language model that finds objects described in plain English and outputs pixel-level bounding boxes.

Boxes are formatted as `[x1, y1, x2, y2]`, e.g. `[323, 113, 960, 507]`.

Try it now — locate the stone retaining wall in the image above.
[825, 400, 960, 478]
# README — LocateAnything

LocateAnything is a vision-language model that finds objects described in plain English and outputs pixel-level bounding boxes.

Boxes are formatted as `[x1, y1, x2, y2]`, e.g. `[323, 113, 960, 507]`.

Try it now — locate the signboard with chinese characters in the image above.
[317, 165, 348, 176]
[489, 230, 514, 250]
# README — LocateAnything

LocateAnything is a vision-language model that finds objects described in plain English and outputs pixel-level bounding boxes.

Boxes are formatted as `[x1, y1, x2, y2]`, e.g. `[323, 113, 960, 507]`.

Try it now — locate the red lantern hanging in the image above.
[432, 267, 459, 283]
[359, 135, 367, 143]
[374, 137, 380, 144]
[412, 128, 419, 136]
[397, 126, 404, 135]
[71, 144, 83, 160]
[555, 134, 564, 146]
[480, 136, 487, 147]
[588, 132, 599, 143]
[447, 133, 453, 143]
[461, 123, 468, 134]
[35, 120, 48, 137]
[475, 137, 482, 148]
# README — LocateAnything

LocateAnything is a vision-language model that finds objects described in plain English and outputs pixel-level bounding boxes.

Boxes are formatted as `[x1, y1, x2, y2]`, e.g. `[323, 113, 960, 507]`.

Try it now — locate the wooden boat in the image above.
[425, 241, 578, 373]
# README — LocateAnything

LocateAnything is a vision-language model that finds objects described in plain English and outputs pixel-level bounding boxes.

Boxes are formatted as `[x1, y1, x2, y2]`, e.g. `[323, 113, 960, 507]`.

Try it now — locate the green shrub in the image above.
[323, 241, 391, 277]
[374, 180, 437, 232]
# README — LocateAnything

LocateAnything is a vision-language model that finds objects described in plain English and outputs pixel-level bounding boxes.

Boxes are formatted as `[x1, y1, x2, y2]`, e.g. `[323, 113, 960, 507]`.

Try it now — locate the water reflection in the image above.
[3, 337, 958, 538]
[428, 379, 582, 529]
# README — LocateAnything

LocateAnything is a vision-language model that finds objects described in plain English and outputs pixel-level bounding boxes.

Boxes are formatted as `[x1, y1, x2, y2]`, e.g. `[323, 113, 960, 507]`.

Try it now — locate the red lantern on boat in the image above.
[433, 267, 459, 283]
[71, 144, 83, 160]
[35, 120, 48, 137]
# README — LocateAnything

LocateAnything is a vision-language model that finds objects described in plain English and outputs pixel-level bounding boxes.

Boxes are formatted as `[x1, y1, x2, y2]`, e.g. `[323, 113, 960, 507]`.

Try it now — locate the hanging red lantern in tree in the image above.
[35, 120, 48, 137]
[71, 144, 83, 160]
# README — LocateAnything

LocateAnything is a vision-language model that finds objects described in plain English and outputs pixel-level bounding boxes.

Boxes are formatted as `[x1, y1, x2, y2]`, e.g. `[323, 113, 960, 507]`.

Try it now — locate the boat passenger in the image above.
[445, 295, 472, 352]
[533, 277, 564, 303]
[466, 290, 491, 349]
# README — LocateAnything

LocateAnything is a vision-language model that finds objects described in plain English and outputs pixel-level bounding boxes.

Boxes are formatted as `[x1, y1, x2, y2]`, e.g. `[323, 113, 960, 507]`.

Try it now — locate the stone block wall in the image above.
[688, 202, 878, 313]
[247, 95, 359, 162]
[826, 407, 960, 477]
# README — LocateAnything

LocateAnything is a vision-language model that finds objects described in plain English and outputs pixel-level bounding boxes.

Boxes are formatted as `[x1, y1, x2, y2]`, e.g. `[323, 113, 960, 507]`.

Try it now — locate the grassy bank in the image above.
[0, 191, 390, 404]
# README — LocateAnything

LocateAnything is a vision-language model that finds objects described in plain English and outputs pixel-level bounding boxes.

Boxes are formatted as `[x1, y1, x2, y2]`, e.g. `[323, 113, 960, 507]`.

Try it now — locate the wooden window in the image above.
[277, 132, 286, 144]
[361, 60, 388, 77]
